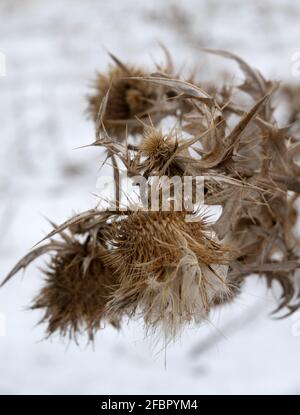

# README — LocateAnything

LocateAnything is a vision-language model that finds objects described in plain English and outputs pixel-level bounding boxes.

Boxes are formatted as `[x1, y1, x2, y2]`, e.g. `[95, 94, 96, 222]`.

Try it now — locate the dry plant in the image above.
[102, 210, 231, 339]
[2, 48, 300, 344]
[86, 49, 187, 139]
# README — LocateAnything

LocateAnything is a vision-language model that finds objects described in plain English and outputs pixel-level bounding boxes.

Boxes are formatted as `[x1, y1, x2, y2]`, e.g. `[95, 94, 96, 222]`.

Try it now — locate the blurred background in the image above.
[0, 0, 300, 394]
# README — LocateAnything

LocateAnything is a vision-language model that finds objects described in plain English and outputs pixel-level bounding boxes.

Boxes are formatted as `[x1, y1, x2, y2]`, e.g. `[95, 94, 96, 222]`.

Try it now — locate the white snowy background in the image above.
[0, 0, 300, 394]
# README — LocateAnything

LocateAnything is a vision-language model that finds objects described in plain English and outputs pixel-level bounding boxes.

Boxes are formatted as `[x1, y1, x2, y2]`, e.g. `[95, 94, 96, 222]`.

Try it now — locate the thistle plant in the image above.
[2, 48, 300, 343]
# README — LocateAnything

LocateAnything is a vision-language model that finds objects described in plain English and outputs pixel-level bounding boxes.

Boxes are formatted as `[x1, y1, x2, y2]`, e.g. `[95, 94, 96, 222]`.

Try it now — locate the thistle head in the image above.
[87, 64, 162, 137]
[138, 126, 187, 177]
[103, 211, 231, 340]
[32, 237, 119, 342]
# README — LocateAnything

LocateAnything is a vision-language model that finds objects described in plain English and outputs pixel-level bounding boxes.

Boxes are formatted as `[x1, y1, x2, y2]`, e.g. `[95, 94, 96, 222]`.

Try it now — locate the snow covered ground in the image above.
[0, 0, 300, 394]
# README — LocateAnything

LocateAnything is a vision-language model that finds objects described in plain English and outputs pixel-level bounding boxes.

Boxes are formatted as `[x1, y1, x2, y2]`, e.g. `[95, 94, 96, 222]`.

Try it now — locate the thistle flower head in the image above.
[103, 211, 231, 339]
[137, 126, 188, 177]
[139, 127, 176, 158]
[87, 63, 162, 136]
[32, 237, 119, 341]
[32, 236, 119, 342]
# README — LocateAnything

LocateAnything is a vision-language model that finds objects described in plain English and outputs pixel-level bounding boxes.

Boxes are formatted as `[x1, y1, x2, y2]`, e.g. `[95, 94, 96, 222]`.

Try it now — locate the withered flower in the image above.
[87, 58, 168, 137]
[137, 126, 185, 177]
[2, 212, 120, 341]
[32, 238, 118, 341]
[3, 48, 300, 345]
[103, 211, 231, 339]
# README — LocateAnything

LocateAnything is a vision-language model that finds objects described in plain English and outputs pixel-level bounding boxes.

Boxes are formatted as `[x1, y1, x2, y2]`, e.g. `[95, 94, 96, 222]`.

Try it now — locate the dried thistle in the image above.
[102, 211, 232, 339]
[137, 126, 187, 177]
[86, 52, 180, 138]
[2, 212, 120, 341]
[3, 48, 300, 345]
[88, 65, 152, 135]
[33, 237, 119, 341]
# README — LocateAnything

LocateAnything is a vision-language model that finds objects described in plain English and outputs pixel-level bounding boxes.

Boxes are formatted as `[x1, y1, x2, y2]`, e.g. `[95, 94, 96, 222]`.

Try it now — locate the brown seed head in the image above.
[137, 126, 188, 177]
[87, 65, 162, 137]
[32, 238, 119, 341]
[103, 211, 231, 339]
